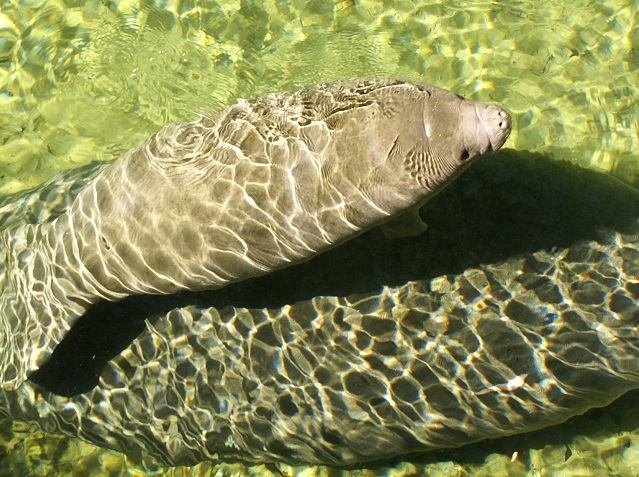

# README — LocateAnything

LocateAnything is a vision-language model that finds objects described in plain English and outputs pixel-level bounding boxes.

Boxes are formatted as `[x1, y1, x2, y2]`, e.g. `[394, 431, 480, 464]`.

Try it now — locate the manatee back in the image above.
[59, 80, 447, 297]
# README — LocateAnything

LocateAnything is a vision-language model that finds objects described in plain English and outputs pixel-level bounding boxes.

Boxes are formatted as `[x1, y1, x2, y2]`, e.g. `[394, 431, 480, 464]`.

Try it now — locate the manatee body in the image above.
[0, 79, 510, 391]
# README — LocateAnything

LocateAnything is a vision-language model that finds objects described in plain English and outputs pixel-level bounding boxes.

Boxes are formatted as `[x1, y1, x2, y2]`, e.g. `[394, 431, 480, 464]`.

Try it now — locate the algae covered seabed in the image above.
[1, 0, 639, 475]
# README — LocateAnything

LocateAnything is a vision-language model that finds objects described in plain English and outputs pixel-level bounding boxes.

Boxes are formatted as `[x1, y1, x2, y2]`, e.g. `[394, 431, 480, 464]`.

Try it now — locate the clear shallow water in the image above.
[1, 0, 638, 194]
[0, 0, 639, 475]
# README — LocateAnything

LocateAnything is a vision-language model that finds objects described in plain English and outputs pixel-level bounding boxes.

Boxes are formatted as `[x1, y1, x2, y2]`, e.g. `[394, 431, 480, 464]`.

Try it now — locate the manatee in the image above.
[0, 79, 511, 391]
[0, 150, 638, 468]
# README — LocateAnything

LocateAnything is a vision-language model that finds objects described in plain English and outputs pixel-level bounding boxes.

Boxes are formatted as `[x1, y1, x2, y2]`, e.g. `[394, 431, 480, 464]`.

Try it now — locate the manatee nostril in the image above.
[484, 106, 512, 152]
[495, 110, 511, 130]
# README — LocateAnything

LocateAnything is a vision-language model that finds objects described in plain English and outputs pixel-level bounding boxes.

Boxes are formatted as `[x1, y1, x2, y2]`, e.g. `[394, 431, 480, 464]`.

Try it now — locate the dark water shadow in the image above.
[29, 149, 639, 396]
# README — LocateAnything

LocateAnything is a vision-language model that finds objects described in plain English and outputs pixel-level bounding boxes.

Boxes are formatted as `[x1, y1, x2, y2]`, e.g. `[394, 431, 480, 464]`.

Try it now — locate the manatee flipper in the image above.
[380, 207, 428, 239]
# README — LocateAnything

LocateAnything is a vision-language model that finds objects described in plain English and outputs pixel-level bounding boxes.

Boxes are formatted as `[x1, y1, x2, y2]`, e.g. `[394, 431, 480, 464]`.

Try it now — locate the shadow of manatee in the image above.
[29, 149, 639, 397]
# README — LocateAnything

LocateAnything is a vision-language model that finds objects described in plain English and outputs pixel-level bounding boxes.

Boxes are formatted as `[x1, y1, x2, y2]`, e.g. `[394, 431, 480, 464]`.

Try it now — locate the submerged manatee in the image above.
[0, 79, 510, 391]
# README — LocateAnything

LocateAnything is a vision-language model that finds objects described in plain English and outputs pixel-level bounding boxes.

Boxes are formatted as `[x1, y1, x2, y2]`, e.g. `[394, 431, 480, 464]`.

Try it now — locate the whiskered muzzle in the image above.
[481, 104, 512, 152]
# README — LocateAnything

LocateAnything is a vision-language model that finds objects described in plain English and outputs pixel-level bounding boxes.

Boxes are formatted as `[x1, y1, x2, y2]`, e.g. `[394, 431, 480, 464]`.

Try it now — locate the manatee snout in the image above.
[459, 101, 511, 157]
[480, 104, 512, 152]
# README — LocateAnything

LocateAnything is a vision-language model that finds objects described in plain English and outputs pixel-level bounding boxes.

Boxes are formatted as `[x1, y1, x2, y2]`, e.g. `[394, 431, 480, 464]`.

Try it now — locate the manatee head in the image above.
[410, 85, 512, 192]
[338, 82, 512, 216]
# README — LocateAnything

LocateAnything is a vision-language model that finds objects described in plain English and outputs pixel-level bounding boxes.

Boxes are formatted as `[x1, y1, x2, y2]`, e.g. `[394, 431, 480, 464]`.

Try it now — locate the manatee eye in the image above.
[458, 149, 470, 161]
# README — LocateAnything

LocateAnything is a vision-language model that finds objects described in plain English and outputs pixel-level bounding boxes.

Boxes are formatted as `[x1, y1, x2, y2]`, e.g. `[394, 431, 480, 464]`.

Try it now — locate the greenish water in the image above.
[0, 0, 639, 475]
[1, 0, 638, 194]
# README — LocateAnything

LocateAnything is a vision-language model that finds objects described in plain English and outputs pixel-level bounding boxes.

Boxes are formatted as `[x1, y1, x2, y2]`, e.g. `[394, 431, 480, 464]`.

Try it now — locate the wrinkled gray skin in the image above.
[0, 79, 510, 392]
